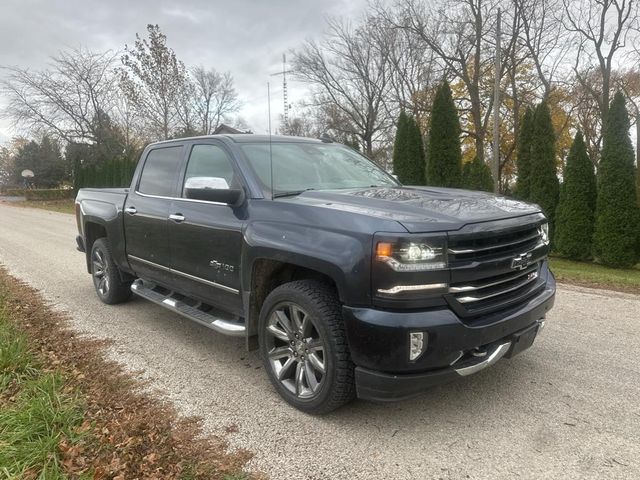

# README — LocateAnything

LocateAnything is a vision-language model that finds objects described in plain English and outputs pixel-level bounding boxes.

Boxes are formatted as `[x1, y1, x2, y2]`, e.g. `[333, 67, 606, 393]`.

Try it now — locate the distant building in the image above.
[213, 124, 251, 135]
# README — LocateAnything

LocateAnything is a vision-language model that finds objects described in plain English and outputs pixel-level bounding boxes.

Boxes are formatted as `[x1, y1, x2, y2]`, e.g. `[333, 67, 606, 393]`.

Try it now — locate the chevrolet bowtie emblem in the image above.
[511, 252, 533, 270]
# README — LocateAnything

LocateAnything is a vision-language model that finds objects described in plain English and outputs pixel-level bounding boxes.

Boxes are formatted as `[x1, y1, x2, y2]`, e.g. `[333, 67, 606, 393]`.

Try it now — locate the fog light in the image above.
[409, 331, 427, 361]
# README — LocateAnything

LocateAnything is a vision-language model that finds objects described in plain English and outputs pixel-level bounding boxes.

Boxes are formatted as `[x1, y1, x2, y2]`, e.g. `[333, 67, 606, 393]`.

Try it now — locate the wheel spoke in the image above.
[274, 310, 294, 338]
[300, 313, 311, 337]
[295, 362, 305, 395]
[98, 277, 107, 294]
[92, 261, 104, 276]
[266, 324, 289, 342]
[291, 305, 305, 332]
[277, 356, 296, 380]
[307, 352, 325, 374]
[268, 346, 291, 360]
[304, 362, 319, 392]
[306, 339, 324, 352]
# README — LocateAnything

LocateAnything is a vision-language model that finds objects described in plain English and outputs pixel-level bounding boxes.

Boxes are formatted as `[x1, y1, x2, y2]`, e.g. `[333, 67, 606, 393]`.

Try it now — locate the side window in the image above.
[182, 144, 238, 196]
[138, 146, 182, 197]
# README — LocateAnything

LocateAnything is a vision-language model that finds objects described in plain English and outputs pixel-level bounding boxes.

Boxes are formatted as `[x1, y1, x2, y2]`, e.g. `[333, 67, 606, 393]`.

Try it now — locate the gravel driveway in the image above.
[0, 203, 638, 479]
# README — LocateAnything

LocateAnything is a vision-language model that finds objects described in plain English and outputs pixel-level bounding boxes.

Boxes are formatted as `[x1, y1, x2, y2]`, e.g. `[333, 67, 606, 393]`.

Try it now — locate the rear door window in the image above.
[138, 146, 182, 197]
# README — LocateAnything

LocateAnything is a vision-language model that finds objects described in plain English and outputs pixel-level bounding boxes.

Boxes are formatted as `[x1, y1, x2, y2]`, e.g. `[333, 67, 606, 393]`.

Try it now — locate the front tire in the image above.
[258, 280, 355, 414]
[90, 238, 131, 305]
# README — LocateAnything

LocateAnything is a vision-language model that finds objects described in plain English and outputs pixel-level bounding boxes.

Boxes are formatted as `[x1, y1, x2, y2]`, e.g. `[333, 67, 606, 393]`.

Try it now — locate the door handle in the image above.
[124, 206, 137, 215]
[169, 213, 185, 223]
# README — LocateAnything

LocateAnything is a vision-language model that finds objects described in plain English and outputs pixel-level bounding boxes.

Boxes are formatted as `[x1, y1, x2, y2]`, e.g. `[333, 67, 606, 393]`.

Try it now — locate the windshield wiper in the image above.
[272, 188, 315, 199]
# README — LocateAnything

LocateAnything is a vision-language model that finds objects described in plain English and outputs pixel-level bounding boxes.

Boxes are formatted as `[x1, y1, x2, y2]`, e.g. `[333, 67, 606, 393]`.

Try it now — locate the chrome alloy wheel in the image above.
[265, 302, 326, 399]
[92, 248, 110, 296]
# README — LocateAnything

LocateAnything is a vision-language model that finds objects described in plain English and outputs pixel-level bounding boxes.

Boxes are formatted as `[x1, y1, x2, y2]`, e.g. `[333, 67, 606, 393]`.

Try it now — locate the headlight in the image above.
[376, 239, 447, 272]
[539, 222, 549, 245]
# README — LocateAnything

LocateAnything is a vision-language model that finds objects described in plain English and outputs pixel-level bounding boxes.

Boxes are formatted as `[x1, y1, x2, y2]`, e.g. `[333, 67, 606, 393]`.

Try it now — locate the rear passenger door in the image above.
[168, 142, 245, 316]
[124, 145, 183, 286]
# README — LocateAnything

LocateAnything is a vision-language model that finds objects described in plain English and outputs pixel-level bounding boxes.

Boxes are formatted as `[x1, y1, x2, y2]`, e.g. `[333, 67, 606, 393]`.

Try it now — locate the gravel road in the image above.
[0, 203, 638, 479]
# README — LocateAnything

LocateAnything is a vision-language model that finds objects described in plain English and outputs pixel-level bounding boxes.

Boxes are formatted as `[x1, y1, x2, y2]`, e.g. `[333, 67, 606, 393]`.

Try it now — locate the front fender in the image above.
[243, 221, 373, 306]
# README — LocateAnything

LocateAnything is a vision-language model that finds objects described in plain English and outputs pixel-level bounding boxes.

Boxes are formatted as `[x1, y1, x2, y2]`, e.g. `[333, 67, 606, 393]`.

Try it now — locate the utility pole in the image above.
[492, 8, 501, 194]
[270, 53, 294, 130]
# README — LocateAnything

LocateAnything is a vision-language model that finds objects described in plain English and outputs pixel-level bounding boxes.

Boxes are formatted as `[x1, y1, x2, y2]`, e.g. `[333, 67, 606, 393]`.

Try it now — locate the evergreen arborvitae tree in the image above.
[593, 91, 640, 268]
[515, 107, 534, 200]
[461, 156, 494, 192]
[426, 81, 462, 187]
[529, 101, 560, 237]
[392, 111, 425, 184]
[555, 131, 596, 260]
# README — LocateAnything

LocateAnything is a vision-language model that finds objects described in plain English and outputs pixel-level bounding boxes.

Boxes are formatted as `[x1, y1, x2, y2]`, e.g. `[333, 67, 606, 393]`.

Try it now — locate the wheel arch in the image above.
[244, 256, 343, 350]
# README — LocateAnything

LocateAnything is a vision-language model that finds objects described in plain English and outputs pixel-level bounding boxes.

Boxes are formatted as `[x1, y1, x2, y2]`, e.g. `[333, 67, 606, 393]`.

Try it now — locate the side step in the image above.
[131, 279, 246, 337]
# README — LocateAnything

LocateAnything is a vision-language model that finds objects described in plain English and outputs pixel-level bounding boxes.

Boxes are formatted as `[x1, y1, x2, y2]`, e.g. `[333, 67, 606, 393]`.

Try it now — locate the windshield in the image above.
[240, 142, 399, 196]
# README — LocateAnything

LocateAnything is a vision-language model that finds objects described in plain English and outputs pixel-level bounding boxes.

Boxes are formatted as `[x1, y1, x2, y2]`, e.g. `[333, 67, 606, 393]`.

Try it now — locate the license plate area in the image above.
[505, 322, 540, 358]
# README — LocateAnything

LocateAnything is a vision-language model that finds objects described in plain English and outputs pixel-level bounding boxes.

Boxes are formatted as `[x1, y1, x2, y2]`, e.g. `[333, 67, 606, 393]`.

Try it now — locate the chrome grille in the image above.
[448, 225, 543, 263]
[448, 262, 543, 315]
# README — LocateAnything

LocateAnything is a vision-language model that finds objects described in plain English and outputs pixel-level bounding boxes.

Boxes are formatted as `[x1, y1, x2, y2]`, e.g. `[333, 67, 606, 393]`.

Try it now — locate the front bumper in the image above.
[343, 272, 555, 401]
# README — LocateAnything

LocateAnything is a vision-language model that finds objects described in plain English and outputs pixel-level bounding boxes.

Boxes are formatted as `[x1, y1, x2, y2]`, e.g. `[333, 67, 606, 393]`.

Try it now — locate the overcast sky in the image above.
[0, 0, 368, 144]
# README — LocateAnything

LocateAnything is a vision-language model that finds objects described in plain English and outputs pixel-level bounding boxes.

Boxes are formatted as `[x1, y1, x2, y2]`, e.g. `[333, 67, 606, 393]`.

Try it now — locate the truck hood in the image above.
[288, 186, 541, 232]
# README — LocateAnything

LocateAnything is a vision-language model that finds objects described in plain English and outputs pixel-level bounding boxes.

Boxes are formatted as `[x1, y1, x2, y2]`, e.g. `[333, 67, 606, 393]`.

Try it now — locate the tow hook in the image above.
[470, 347, 488, 358]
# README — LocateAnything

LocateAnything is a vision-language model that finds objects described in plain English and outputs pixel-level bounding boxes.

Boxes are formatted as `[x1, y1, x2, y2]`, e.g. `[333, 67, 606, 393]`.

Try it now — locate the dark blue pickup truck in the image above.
[75, 134, 555, 414]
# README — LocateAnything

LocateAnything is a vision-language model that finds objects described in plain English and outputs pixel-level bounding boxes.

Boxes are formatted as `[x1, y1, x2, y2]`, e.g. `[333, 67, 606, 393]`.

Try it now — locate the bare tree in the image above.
[372, 5, 442, 123]
[293, 16, 394, 158]
[395, 0, 504, 161]
[1, 48, 119, 143]
[563, 0, 637, 121]
[119, 24, 188, 140]
[514, 0, 568, 99]
[190, 67, 240, 134]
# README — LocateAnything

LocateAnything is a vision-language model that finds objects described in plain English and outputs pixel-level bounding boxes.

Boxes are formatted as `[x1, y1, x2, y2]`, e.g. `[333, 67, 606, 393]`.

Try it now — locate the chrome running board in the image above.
[131, 279, 245, 337]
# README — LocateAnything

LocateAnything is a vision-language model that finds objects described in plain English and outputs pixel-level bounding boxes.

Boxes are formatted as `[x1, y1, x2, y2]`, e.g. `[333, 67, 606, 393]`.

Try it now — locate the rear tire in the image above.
[90, 238, 131, 305]
[258, 280, 355, 414]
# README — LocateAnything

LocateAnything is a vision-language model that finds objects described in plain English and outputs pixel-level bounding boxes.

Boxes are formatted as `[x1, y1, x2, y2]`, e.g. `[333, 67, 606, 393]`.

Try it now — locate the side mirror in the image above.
[184, 176, 244, 206]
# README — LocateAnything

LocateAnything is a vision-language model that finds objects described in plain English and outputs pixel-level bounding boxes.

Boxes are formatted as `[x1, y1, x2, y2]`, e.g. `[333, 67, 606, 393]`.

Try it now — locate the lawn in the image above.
[0, 268, 254, 479]
[0, 197, 76, 215]
[21, 198, 76, 215]
[549, 257, 640, 294]
[0, 311, 88, 478]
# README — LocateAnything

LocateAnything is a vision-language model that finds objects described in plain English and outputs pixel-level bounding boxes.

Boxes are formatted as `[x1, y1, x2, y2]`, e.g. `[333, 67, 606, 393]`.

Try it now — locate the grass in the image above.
[0, 269, 256, 479]
[0, 302, 88, 479]
[21, 199, 75, 215]
[549, 257, 640, 294]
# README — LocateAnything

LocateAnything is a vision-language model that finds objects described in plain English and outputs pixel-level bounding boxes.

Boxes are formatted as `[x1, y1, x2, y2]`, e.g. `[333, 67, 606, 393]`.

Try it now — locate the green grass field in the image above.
[0, 197, 76, 215]
[549, 257, 640, 293]
[22, 198, 76, 215]
[0, 302, 89, 478]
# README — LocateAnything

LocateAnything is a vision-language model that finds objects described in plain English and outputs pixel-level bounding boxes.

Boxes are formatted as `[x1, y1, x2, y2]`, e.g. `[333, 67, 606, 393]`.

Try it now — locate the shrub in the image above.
[529, 101, 560, 239]
[24, 189, 74, 201]
[2, 188, 25, 197]
[515, 107, 534, 200]
[593, 91, 640, 268]
[392, 111, 426, 185]
[554, 131, 596, 260]
[461, 156, 494, 192]
[426, 81, 462, 187]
